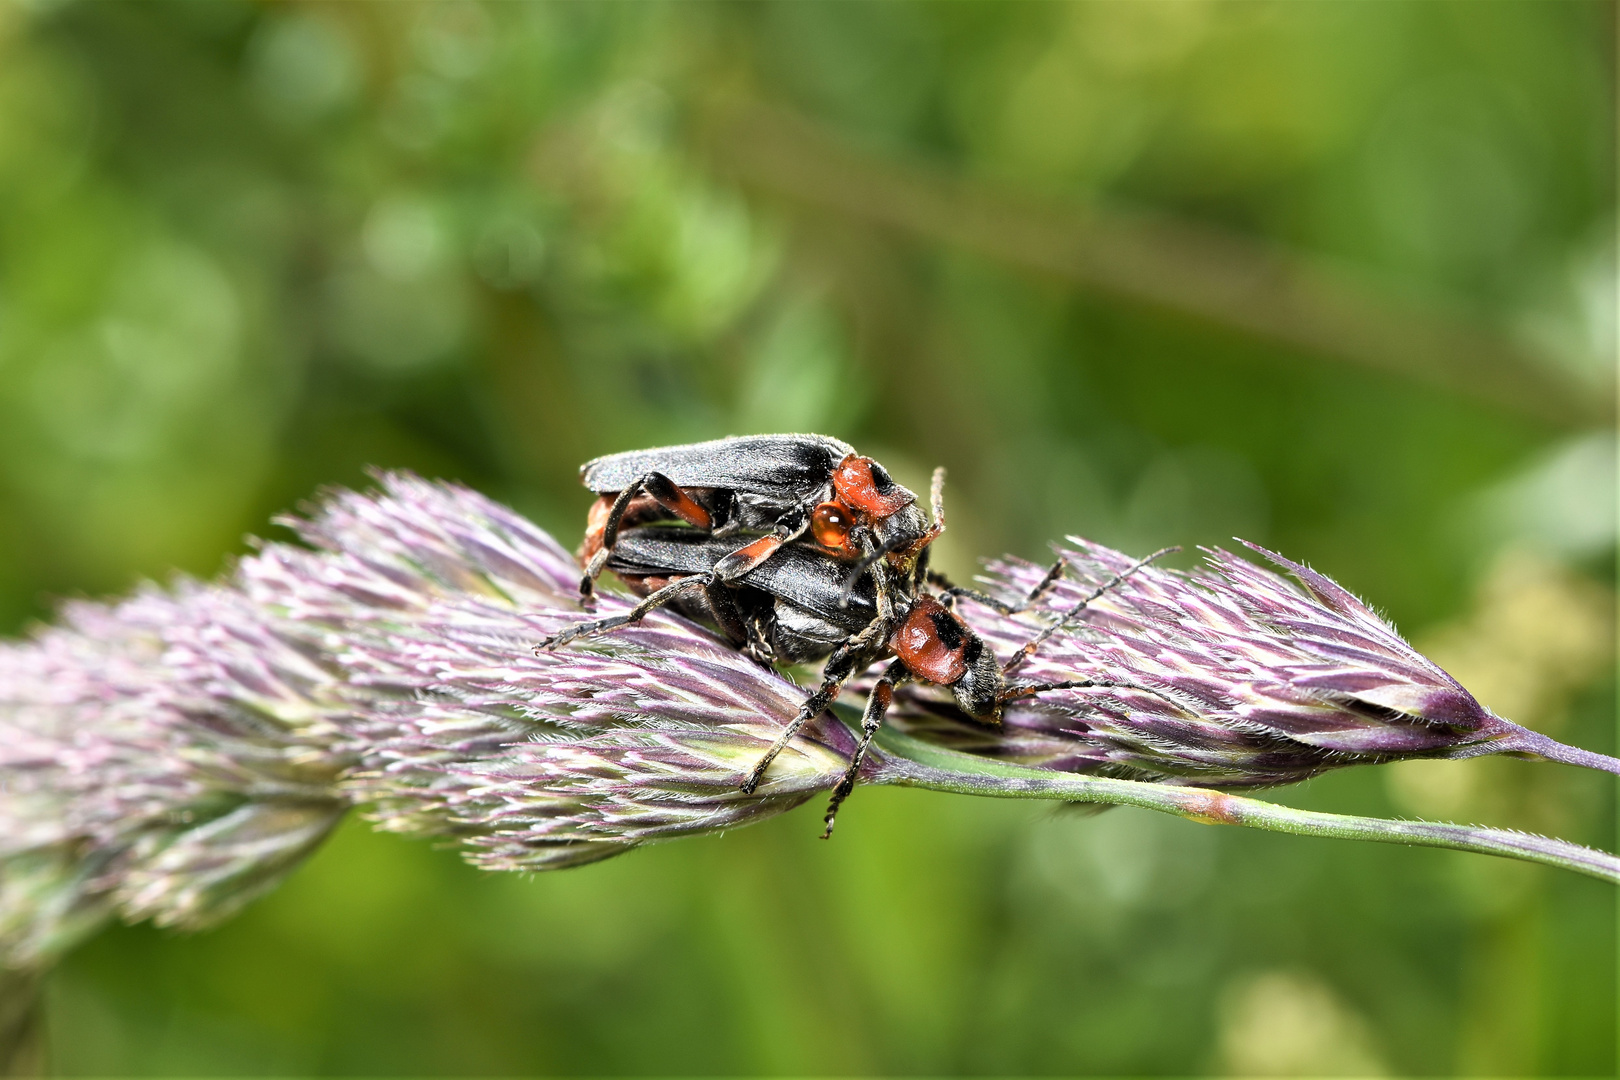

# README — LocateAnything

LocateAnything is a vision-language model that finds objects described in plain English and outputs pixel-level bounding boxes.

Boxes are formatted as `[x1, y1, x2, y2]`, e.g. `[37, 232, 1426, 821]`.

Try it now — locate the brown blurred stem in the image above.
[698, 100, 1612, 429]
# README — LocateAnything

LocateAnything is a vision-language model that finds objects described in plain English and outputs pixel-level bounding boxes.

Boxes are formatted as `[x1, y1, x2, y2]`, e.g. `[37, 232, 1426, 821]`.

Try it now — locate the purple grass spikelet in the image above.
[899, 538, 1620, 787]
[0, 473, 851, 968]
[4, 473, 1617, 974]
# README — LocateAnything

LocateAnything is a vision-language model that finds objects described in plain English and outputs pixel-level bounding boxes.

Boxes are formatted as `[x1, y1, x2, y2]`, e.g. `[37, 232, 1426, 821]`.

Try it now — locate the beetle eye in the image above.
[811, 502, 853, 550]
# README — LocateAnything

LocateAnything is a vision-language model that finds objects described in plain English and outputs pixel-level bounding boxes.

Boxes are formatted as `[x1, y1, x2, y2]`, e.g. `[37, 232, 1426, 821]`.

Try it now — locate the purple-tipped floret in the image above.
[900, 539, 1561, 787]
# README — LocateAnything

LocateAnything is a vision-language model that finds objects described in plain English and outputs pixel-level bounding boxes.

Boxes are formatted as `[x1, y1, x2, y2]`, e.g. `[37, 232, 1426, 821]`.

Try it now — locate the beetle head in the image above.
[812, 456, 924, 561]
[948, 635, 1005, 724]
[872, 502, 932, 566]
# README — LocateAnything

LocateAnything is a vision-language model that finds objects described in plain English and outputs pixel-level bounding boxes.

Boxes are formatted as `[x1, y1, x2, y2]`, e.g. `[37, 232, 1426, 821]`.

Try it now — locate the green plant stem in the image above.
[869, 727, 1620, 884]
[1500, 726, 1620, 775]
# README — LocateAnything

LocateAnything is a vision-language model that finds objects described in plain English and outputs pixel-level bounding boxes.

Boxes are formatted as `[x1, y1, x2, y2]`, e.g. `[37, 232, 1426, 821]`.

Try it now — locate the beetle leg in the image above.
[712, 504, 811, 582]
[999, 677, 1182, 711]
[1002, 546, 1181, 675]
[775, 501, 812, 539]
[742, 616, 889, 794]
[871, 559, 899, 623]
[578, 548, 612, 604]
[931, 555, 1072, 616]
[581, 471, 714, 600]
[741, 658, 859, 794]
[708, 490, 742, 536]
[713, 534, 784, 581]
[702, 573, 754, 651]
[838, 534, 908, 608]
[1020, 555, 1074, 608]
[540, 573, 715, 651]
[580, 480, 648, 599]
[821, 659, 909, 839]
[641, 472, 713, 530]
[733, 601, 779, 666]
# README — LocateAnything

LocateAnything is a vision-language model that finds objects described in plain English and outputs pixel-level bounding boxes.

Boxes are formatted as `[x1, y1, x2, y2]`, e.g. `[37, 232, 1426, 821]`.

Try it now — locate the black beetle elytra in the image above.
[574, 434, 935, 602]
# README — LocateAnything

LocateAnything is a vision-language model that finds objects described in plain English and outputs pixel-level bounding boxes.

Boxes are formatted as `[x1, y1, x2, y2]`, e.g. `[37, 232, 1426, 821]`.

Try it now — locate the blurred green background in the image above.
[1, 0, 1615, 1074]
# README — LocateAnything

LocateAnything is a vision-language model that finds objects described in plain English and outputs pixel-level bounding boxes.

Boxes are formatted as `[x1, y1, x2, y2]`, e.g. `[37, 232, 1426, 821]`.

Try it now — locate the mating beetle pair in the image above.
[575, 434, 934, 602]
[541, 434, 1174, 835]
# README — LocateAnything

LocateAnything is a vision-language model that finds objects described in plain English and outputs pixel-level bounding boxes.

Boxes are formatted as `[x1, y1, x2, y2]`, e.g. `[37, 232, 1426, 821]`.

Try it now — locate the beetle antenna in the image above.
[929, 466, 946, 531]
[838, 535, 906, 607]
[1002, 546, 1180, 674]
[999, 676, 1185, 711]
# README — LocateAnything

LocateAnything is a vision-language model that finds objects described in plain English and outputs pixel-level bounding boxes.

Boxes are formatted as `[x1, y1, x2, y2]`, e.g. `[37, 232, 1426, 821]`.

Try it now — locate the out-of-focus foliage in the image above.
[0, 0, 1611, 1074]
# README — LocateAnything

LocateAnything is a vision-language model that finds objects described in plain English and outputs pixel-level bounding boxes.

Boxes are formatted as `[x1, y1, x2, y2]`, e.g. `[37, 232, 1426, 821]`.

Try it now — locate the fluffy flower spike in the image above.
[900, 539, 1619, 787]
[4, 476, 1617, 972]
[0, 473, 854, 967]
